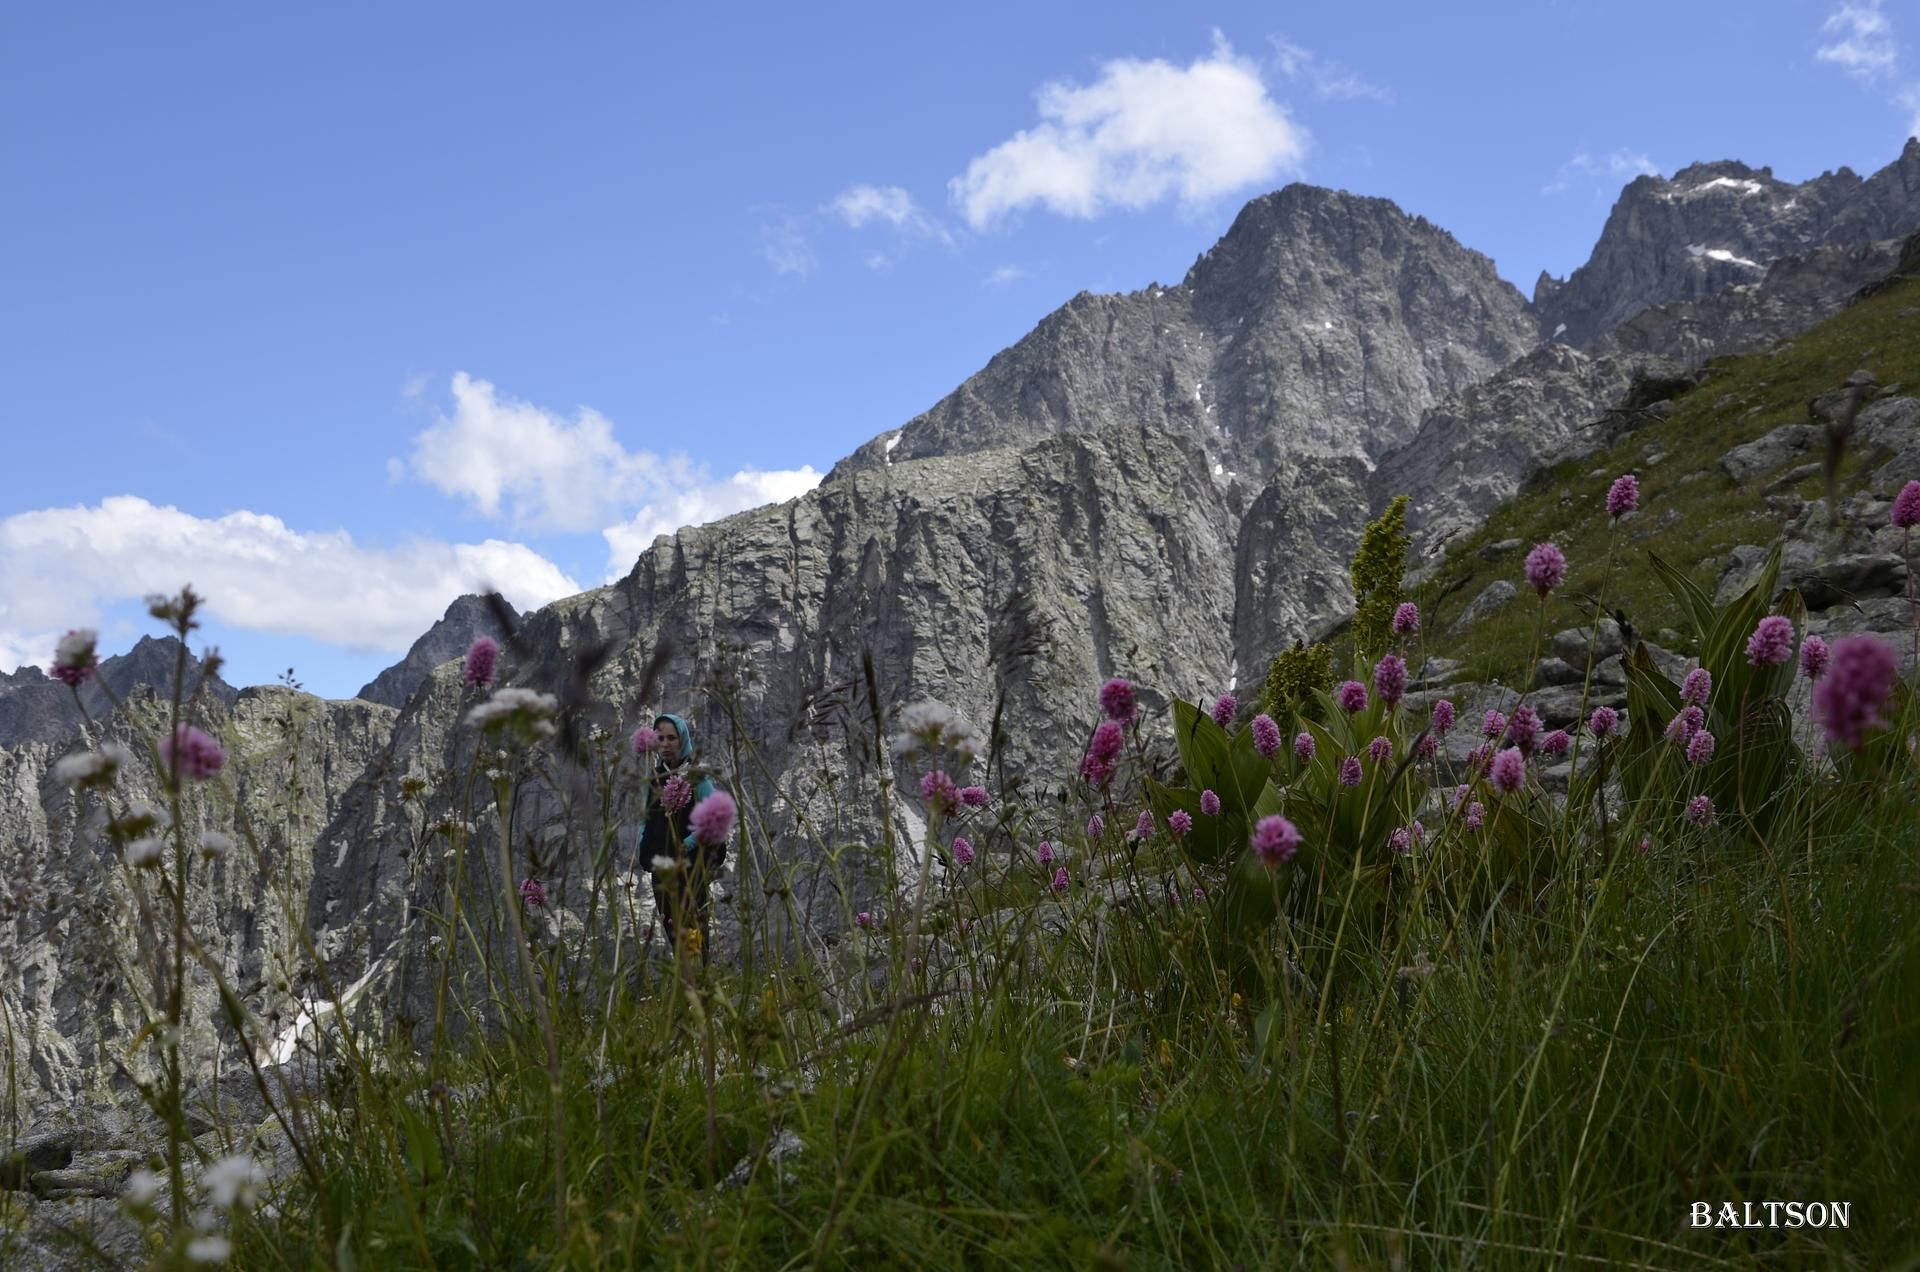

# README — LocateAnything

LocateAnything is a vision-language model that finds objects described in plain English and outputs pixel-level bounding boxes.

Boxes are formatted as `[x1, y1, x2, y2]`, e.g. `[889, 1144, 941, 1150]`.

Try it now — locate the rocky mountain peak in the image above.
[354, 592, 517, 709]
[1535, 142, 1920, 348]
[0, 634, 236, 748]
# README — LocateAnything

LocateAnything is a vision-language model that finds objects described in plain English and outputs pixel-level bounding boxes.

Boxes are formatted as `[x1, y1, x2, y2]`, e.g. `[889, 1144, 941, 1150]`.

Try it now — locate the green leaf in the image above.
[1648, 551, 1717, 641]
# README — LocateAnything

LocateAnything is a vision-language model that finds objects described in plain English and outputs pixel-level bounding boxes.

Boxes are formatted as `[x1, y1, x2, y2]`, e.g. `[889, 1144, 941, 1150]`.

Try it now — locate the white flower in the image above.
[53, 742, 133, 788]
[125, 837, 165, 868]
[466, 687, 559, 733]
[185, 1235, 232, 1263]
[199, 831, 236, 860]
[202, 1153, 268, 1210]
[650, 856, 682, 872]
[122, 1167, 163, 1208]
[892, 699, 982, 762]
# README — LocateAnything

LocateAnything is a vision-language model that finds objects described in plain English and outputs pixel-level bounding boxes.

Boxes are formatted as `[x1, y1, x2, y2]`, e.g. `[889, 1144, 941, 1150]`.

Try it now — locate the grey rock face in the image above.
[0, 636, 237, 748]
[829, 185, 1537, 482]
[1536, 141, 1920, 347]
[1450, 581, 1518, 632]
[1720, 425, 1814, 483]
[0, 686, 395, 1124]
[355, 592, 519, 708]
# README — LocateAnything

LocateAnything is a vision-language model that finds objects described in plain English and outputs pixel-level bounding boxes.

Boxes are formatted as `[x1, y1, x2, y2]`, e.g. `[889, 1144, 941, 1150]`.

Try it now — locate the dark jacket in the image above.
[640, 712, 720, 871]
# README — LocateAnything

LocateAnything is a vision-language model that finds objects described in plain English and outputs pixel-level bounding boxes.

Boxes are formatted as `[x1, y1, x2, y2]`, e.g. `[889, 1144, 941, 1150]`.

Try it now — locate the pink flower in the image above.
[1199, 789, 1221, 816]
[951, 836, 974, 866]
[1490, 747, 1525, 795]
[1293, 733, 1315, 764]
[661, 774, 692, 813]
[1665, 705, 1704, 746]
[1681, 668, 1712, 706]
[1465, 744, 1491, 774]
[1686, 729, 1716, 766]
[1465, 802, 1486, 832]
[856, 910, 873, 929]
[1606, 473, 1640, 520]
[1686, 795, 1716, 828]
[1481, 709, 1507, 740]
[50, 629, 99, 687]
[1414, 733, 1438, 759]
[1799, 634, 1831, 681]
[1252, 713, 1282, 757]
[690, 790, 737, 845]
[1541, 729, 1571, 758]
[1051, 867, 1070, 893]
[1038, 839, 1055, 864]
[1431, 699, 1456, 735]
[1251, 815, 1301, 866]
[1524, 542, 1567, 595]
[1813, 635, 1900, 752]
[520, 877, 547, 908]
[1745, 616, 1795, 667]
[1338, 756, 1363, 787]
[161, 725, 225, 782]
[1892, 480, 1920, 530]
[1080, 720, 1125, 787]
[462, 636, 499, 688]
[1099, 677, 1137, 722]
[1367, 735, 1392, 766]
[1588, 706, 1619, 738]
[1168, 809, 1192, 839]
[1637, 837, 1652, 857]
[1337, 681, 1368, 714]
[958, 785, 989, 808]
[1134, 809, 1155, 840]
[920, 770, 960, 816]
[631, 725, 659, 756]
[1211, 693, 1238, 727]
[1391, 602, 1420, 636]
[1390, 822, 1425, 855]
[1373, 655, 1408, 708]
[1506, 704, 1541, 755]
[1086, 814, 1105, 839]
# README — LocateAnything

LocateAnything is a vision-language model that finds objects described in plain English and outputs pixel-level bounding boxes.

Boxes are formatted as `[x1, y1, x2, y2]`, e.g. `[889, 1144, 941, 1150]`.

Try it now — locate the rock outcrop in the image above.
[0, 637, 237, 748]
[354, 592, 518, 709]
[1535, 140, 1920, 347]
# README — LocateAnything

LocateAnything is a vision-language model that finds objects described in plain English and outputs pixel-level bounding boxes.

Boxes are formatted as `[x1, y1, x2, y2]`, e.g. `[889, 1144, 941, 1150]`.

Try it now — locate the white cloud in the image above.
[406, 373, 671, 532]
[601, 467, 823, 580]
[1543, 149, 1662, 196]
[830, 184, 956, 254]
[949, 31, 1308, 230]
[1268, 36, 1392, 103]
[983, 265, 1027, 287]
[402, 374, 824, 580]
[0, 496, 581, 666]
[1817, 1, 1897, 80]
[758, 214, 816, 277]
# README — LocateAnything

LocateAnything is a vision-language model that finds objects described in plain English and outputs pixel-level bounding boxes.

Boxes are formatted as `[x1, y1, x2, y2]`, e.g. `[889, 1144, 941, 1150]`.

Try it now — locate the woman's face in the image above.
[656, 720, 682, 762]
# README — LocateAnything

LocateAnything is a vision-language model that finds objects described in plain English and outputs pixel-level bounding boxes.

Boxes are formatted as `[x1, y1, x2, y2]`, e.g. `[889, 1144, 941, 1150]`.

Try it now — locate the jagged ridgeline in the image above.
[3, 140, 1920, 1142]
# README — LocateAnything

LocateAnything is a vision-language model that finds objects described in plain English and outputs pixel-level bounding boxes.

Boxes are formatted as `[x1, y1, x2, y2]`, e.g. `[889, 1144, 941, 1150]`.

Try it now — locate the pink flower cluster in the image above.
[661, 773, 692, 813]
[162, 725, 226, 782]
[1812, 635, 1899, 752]
[1490, 747, 1525, 795]
[1431, 699, 1455, 735]
[1367, 735, 1392, 766]
[1374, 655, 1408, 708]
[1099, 677, 1137, 722]
[520, 877, 547, 909]
[1391, 602, 1420, 637]
[1338, 756, 1363, 787]
[1606, 474, 1640, 520]
[919, 770, 960, 816]
[462, 636, 499, 688]
[1211, 693, 1237, 727]
[1681, 668, 1712, 706]
[1038, 840, 1055, 865]
[1525, 542, 1567, 594]
[51, 629, 99, 687]
[631, 725, 659, 756]
[1199, 789, 1220, 815]
[1893, 480, 1920, 530]
[1337, 681, 1368, 714]
[1506, 704, 1540, 755]
[1686, 730, 1716, 767]
[1686, 795, 1716, 828]
[1293, 732, 1315, 764]
[1800, 635, 1830, 681]
[1251, 713, 1282, 757]
[1168, 809, 1192, 839]
[1251, 814, 1301, 866]
[689, 790, 737, 845]
[951, 836, 974, 867]
[1080, 721, 1125, 788]
[1665, 705, 1705, 746]
[1588, 706, 1619, 738]
[958, 786, 989, 808]
[1746, 616, 1795, 667]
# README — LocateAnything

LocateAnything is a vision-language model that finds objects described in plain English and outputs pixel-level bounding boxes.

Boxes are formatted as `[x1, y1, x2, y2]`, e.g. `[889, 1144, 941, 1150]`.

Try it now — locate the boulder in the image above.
[1720, 424, 1813, 483]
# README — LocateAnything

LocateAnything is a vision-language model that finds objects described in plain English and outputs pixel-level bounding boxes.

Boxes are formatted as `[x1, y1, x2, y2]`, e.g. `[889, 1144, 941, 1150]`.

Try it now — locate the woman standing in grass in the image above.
[638, 712, 722, 959]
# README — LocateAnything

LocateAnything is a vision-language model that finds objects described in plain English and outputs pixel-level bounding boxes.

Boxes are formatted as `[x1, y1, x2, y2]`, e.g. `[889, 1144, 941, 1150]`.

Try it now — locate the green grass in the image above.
[1415, 274, 1920, 687]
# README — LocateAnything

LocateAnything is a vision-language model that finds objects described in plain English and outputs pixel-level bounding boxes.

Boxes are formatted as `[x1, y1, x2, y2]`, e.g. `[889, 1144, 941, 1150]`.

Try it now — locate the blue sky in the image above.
[3, 2, 1916, 698]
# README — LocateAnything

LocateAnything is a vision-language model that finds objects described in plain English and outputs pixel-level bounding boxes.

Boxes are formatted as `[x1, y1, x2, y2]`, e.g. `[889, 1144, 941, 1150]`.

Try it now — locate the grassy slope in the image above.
[1410, 274, 1920, 687]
